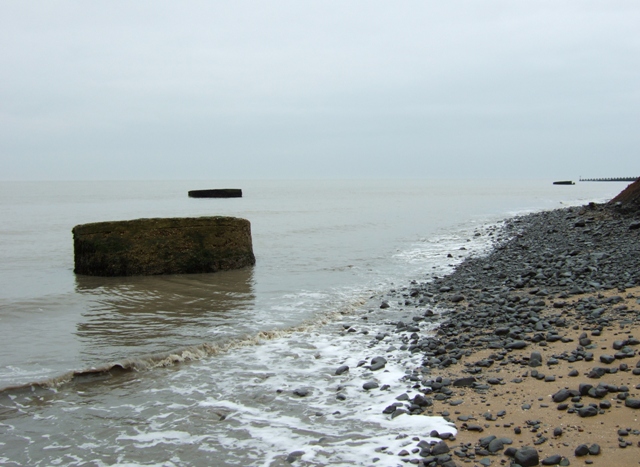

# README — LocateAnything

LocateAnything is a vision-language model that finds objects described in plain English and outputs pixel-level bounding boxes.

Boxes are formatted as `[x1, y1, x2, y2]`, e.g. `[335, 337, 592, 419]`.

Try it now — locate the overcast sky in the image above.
[1, 1, 639, 180]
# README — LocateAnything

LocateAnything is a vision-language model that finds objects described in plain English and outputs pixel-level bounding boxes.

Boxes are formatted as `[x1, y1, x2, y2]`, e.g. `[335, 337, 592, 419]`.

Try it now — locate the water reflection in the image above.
[74, 268, 256, 358]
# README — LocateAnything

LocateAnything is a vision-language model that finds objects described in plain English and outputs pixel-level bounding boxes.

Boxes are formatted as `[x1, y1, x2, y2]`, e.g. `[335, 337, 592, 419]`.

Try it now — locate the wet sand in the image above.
[424, 287, 640, 466]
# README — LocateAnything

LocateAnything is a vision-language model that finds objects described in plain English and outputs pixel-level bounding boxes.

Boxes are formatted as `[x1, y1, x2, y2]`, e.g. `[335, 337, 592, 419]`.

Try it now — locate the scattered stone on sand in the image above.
[359, 191, 640, 466]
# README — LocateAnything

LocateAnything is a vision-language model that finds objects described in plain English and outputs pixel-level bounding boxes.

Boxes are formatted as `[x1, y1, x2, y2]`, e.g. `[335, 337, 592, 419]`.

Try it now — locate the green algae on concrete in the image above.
[73, 216, 255, 276]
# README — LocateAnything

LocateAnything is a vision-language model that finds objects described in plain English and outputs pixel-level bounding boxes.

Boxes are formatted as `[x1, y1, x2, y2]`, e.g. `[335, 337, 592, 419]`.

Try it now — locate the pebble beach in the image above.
[361, 184, 640, 467]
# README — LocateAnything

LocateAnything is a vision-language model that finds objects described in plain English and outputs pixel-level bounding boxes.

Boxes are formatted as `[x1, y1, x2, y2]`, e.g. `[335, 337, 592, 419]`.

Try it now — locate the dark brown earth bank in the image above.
[610, 178, 640, 214]
[374, 186, 640, 466]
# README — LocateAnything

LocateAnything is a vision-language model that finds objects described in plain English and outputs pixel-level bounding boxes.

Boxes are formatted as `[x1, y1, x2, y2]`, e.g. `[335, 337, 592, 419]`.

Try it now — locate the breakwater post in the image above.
[73, 217, 255, 276]
[579, 177, 639, 182]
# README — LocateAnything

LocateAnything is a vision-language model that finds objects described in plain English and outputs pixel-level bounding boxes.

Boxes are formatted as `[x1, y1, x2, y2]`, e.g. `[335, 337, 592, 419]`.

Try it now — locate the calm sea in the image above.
[0, 179, 623, 466]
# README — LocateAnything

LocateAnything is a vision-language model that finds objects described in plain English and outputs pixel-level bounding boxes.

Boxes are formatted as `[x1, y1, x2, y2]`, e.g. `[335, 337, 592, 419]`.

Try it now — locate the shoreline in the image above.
[2, 193, 639, 466]
[378, 201, 640, 466]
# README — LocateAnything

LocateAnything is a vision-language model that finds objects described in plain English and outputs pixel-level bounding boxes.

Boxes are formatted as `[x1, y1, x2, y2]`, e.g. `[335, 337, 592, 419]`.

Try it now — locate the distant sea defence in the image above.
[188, 188, 242, 198]
[72, 216, 255, 276]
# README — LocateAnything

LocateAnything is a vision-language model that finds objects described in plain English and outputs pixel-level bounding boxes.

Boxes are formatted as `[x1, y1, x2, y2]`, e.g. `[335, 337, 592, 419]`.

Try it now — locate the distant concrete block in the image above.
[73, 216, 255, 276]
[188, 189, 242, 198]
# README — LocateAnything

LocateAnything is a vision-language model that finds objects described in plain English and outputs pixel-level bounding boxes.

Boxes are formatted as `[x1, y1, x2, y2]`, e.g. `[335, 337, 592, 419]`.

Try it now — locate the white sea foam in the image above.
[1, 179, 624, 466]
[116, 430, 210, 448]
[125, 300, 456, 466]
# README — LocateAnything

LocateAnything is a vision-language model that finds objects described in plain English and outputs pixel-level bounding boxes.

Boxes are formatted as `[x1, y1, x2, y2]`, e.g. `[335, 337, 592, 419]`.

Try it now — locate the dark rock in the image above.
[335, 365, 349, 376]
[382, 404, 398, 414]
[552, 389, 572, 403]
[575, 444, 589, 456]
[613, 340, 627, 350]
[479, 435, 496, 447]
[465, 424, 484, 432]
[600, 400, 612, 409]
[578, 406, 598, 417]
[369, 356, 387, 371]
[514, 446, 539, 467]
[579, 383, 593, 395]
[413, 394, 432, 407]
[504, 447, 518, 457]
[588, 367, 607, 379]
[285, 450, 305, 463]
[541, 454, 563, 465]
[624, 398, 640, 409]
[506, 340, 528, 350]
[431, 441, 450, 455]
[530, 351, 543, 367]
[488, 438, 505, 453]
[453, 376, 477, 387]
[600, 355, 615, 364]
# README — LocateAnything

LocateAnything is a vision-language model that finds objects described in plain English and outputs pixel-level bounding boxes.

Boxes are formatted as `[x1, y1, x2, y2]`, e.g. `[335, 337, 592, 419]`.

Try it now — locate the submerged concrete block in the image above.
[73, 216, 255, 276]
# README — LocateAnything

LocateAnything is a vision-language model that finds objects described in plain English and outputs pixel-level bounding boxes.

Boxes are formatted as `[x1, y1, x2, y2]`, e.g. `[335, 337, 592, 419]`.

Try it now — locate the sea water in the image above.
[0, 179, 623, 466]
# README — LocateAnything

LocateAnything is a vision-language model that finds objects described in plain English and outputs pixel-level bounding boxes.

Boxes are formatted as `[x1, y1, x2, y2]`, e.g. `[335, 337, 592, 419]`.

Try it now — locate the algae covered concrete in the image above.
[73, 216, 255, 276]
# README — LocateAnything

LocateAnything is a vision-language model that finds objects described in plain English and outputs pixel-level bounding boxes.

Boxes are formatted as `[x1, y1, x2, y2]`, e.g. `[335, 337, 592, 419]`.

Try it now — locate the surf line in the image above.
[0, 297, 369, 396]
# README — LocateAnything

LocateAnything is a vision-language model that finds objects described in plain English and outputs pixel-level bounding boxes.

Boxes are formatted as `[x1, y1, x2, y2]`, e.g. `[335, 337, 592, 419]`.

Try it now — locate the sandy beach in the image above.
[422, 287, 640, 466]
[382, 182, 640, 466]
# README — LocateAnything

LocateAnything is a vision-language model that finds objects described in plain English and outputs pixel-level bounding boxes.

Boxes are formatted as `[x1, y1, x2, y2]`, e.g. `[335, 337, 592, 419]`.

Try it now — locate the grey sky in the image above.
[1, 1, 638, 180]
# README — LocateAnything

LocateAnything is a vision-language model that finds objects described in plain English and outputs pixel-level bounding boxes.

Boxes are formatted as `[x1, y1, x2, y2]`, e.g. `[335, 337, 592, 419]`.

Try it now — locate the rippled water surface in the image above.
[0, 179, 624, 466]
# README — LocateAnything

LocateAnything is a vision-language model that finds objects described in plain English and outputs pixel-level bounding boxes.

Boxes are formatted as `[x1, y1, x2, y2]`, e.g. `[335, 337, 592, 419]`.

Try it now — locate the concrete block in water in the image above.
[73, 216, 255, 276]
[188, 189, 242, 198]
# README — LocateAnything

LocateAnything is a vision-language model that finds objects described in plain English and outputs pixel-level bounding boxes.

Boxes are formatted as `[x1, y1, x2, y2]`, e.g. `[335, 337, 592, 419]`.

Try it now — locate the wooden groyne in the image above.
[579, 177, 639, 182]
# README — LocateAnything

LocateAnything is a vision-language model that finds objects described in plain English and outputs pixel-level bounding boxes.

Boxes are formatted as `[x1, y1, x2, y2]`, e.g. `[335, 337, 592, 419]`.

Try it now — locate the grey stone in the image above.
[578, 406, 598, 417]
[624, 398, 640, 409]
[552, 389, 572, 403]
[529, 351, 543, 367]
[506, 340, 528, 350]
[431, 441, 450, 455]
[541, 454, 563, 465]
[600, 354, 615, 364]
[514, 446, 539, 467]
[575, 444, 589, 456]
[369, 356, 387, 371]
[453, 376, 476, 387]
[487, 438, 505, 453]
